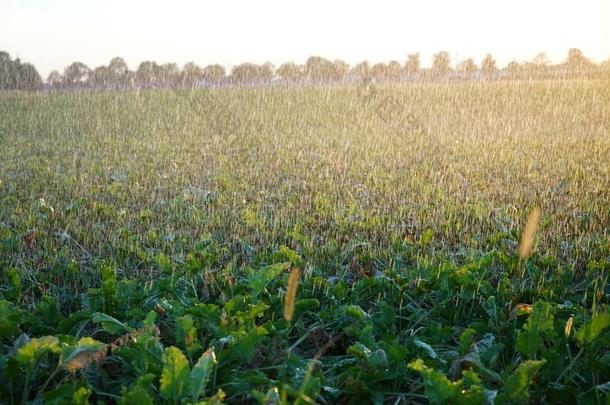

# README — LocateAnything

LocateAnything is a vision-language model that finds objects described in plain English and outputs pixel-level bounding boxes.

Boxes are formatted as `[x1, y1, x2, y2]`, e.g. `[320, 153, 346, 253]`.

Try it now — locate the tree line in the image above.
[2, 48, 609, 91]
[0, 51, 43, 90]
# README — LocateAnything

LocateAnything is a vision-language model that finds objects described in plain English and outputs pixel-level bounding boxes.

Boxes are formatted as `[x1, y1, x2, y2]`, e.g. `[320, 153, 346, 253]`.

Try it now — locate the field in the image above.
[1, 81, 609, 404]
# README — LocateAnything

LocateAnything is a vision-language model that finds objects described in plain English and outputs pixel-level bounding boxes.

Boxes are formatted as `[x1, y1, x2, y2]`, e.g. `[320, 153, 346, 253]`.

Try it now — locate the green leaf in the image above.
[60, 337, 106, 371]
[458, 328, 476, 354]
[120, 386, 153, 405]
[451, 352, 503, 384]
[483, 296, 498, 324]
[160, 346, 190, 402]
[43, 383, 79, 404]
[247, 262, 289, 297]
[15, 335, 60, 368]
[409, 359, 456, 404]
[101, 263, 117, 312]
[244, 302, 270, 322]
[421, 228, 435, 246]
[120, 372, 156, 404]
[344, 305, 367, 321]
[225, 326, 268, 363]
[3, 268, 21, 302]
[176, 315, 197, 349]
[134, 373, 157, 388]
[514, 302, 555, 359]
[409, 359, 487, 404]
[91, 312, 131, 334]
[144, 310, 157, 327]
[516, 329, 543, 358]
[347, 342, 372, 360]
[272, 245, 303, 268]
[190, 348, 217, 402]
[524, 302, 554, 333]
[200, 388, 226, 404]
[358, 325, 376, 349]
[367, 348, 389, 369]
[459, 370, 487, 404]
[414, 337, 439, 360]
[57, 311, 92, 335]
[501, 360, 545, 404]
[0, 301, 21, 339]
[73, 387, 91, 405]
[576, 311, 610, 346]
[294, 298, 320, 318]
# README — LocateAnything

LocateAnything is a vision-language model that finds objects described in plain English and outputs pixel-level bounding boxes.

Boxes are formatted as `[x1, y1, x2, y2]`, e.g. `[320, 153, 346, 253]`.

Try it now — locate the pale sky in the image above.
[2, 0, 609, 78]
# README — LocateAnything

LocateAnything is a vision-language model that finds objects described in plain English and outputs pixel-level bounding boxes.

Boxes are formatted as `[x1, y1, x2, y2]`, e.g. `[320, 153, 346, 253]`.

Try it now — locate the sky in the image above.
[2, 0, 610, 78]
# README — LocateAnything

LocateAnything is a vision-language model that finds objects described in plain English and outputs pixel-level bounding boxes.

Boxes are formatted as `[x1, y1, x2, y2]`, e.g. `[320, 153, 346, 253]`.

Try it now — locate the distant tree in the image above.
[108, 57, 129, 87]
[231, 63, 268, 84]
[371, 63, 388, 81]
[506, 60, 520, 79]
[230, 63, 253, 84]
[263, 62, 275, 75]
[333, 60, 349, 81]
[159, 63, 179, 87]
[90, 66, 111, 88]
[481, 54, 497, 78]
[387, 60, 402, 80]
[63, 62, 90, 86]
[259, 63, 274, 83]
[276, 62, 303, 82]
[305, 56, 339, 82]
[136, 61, 161, 86]
[351, 61, 370, 82]
[304, 56, 322, 81]
[0, 51, 43, 90]
[526, 52, 550, 79]
[532, 52, 550, 66]
[108, 57, 128, 74]
[602, 57, 610, 78]
[405, 53, 420, 77]
[180, 62, 203, 88]
[16, 62, 42, 90]
[458, 58, 477, 75]
[202, 64, 226, 84]
[123, 70, 137, 89]
[0, 51, 15, 89]
[47, 70, 63, 89]
[564, 48, 594, 76]
[431, 52, 451, 78]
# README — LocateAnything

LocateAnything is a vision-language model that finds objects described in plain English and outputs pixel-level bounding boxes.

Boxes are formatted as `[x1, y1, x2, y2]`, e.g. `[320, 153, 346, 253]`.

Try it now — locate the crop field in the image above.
[1, 81, 609, 403]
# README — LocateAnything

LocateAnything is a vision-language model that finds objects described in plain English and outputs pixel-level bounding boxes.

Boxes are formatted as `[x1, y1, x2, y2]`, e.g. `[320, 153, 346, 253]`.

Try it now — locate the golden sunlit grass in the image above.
[565, 315, 574, 337]
[284, 268, 300, 321]
[519, 207, 541, 259]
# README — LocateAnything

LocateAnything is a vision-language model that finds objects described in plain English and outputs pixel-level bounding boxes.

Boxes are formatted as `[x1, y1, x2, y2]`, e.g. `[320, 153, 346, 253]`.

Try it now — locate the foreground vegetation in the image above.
[0, 81, 609, 404]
